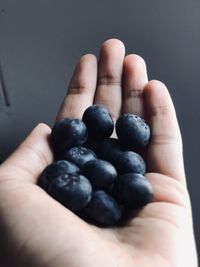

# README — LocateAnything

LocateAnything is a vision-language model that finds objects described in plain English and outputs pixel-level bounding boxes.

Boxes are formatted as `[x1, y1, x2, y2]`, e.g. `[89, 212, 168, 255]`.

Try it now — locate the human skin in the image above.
[0, 39, 198, 267]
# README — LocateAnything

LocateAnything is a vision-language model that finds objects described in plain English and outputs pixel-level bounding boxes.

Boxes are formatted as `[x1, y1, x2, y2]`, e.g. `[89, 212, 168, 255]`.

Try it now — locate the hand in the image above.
[0, 39, 198, 267]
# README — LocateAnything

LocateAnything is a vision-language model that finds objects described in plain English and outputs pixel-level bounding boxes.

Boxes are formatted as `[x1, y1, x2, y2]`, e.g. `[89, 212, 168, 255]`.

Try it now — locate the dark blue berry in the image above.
[113, 173, 153, 209]
[113, 151, 146, 175]
[38, 160, 80, 190]
[82, 159, 117, 190]
[83, 191, 122, 226]
[48, 174, 92, 211]
[51, 118, 88, 151]
[63, 146, 96, 168]
[82, 105, 114, 140]
[96, 138, 122, 163]
[116, 114, 150, 149]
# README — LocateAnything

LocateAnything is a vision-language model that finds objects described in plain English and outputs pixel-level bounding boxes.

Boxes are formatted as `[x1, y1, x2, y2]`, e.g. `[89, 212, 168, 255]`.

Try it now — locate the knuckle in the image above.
[97, 74, 121, 86]
[124, 88, 143, 99]
[68, 81, 89, 94]
[150, 133, 178, 145]
[150, 104, 172, 117]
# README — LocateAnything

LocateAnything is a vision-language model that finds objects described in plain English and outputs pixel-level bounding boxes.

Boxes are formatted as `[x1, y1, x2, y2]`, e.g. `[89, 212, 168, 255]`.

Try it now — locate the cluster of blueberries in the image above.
[38, 105, 153, 227]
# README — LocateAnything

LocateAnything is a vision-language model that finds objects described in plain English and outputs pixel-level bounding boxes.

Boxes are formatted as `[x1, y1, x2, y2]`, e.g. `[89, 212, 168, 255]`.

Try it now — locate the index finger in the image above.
[56, 54, 97, 121]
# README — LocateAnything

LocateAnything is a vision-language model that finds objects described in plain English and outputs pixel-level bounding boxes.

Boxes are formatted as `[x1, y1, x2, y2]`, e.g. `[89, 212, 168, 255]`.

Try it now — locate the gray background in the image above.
[0, 0, 200, 257]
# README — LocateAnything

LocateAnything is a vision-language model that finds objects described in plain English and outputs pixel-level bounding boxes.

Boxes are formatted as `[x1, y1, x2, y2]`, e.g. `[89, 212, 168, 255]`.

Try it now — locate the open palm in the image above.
[0, 39, 197, 267]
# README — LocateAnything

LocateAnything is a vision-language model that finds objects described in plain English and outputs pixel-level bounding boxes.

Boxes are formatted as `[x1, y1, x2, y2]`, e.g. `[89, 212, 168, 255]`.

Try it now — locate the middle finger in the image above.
[94, 39, 125, 121]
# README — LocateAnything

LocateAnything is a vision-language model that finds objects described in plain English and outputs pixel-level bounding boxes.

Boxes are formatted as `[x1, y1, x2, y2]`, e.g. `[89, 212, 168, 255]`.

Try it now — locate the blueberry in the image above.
[38, 160, 80, 190]
[113, 151, 146, 175]
[113, 173, 153, 209]
[83, 191, 122, 226]
[96, 138, 122, 163]
[51, 118, 88, 151]
[48, 174, 92, 211]
[82, 159, 117, 190]
[82, 105, 114, 140]
[63, 146, 96, 168]
[116, 114, 150, 149]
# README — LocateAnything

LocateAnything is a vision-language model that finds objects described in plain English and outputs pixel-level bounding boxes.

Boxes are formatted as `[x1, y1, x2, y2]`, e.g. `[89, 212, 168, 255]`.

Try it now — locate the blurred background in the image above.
[0, 0, 199, 257]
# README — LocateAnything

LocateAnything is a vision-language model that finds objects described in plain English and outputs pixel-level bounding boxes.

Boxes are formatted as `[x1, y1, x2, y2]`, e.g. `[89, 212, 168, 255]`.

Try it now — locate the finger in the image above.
[0, 123, 53, 184]
[122, 54, 148, 117]
[56, 54, 97, 121]
[143, 80, 186, 184]
[94, 39, 125, 120]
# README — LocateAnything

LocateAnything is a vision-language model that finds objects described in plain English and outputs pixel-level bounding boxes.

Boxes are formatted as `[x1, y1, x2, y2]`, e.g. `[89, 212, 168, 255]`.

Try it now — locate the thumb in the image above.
[0, 123, 53, 184]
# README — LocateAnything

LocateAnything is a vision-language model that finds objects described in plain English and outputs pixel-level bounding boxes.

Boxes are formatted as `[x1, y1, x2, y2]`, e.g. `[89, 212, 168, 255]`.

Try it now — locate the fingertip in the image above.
[28, 123, 52, 146]
[101, 38, 125, 56]
[20, 122, 53, 164]
[19, 123, 52, 156]
[34, 123, 52, 134]
[124, 54, 147, 71]
[79, 53, 97, 63]
[144, 80, 169, 95]
[143, 79, 175, 117]
[72, 54, 97, 79]
[102, 38, 125, 46]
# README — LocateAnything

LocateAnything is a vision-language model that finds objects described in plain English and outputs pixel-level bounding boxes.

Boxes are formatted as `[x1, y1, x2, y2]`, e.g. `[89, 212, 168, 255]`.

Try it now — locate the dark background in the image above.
[0, 0, 199, 257]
